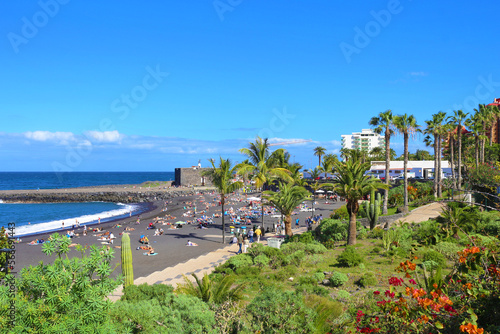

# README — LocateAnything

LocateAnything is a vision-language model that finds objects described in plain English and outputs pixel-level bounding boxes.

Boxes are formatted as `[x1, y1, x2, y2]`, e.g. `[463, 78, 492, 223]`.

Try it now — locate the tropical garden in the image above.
[1, 103, 500, 332]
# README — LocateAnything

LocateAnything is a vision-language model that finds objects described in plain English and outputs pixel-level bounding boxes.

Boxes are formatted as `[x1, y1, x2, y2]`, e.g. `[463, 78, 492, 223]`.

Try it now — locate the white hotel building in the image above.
[341, 129, 385, 153]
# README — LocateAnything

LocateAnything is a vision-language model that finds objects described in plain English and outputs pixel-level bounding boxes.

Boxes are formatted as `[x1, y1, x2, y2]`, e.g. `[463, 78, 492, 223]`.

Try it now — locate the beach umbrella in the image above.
[175, 221, 186, 225]
[315, 190, 325, 193]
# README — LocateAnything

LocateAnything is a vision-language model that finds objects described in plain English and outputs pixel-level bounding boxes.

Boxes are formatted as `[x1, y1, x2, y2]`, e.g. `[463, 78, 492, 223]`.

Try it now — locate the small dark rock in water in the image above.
[322, 279, 331, 286]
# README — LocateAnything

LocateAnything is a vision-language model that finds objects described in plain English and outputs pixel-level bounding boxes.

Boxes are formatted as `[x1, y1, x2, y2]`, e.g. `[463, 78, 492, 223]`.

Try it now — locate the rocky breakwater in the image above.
[0, 187, 214, 204]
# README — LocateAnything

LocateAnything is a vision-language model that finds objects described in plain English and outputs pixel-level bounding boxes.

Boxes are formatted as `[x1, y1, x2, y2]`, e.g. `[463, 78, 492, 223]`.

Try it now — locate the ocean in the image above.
[0, 172, 174, 237]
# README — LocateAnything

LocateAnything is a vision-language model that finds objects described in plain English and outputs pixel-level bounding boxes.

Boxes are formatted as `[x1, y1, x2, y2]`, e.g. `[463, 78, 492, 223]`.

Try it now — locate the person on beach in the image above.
[186, 240, 198, 246]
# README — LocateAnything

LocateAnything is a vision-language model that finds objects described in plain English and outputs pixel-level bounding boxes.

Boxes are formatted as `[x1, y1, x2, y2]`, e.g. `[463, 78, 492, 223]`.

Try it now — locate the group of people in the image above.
[231, 226, 262, 254]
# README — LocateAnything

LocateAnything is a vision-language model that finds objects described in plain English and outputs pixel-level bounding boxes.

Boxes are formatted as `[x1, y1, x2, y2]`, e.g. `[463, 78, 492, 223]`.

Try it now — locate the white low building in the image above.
[369, 160, 452, 179]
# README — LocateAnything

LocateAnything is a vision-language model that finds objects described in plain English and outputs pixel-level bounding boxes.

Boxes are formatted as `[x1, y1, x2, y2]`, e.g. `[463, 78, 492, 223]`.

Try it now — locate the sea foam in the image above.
[14, 203, 138, 237]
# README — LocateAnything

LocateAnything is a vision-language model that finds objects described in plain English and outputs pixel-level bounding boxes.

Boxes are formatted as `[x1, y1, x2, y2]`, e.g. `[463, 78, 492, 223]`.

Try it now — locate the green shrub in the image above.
[357, 272, 377, 287]
[367, 227, 384, 239]
[305, 242, 327, 254]
[247, 242, 266, 258]
[336, 290, 351, 301]
[312, 272, 325, 282]
[434, 242, 462, 260]
[329, 271, 348, 287]
[235, 266, 261, 275]
[357, 228, 368, 240]
[287, 250, 306, 266]
[422, 260, 440, 270]
[371, 246, 381, 254]
[280, 242, 306, 255]
[422, 249, 446, 268]
[337, 246, 364, 267]
[298, 275, 318, 285]
[414, 220, 440, 245]
[112, 292, 217, 333]
[331, 205, 349, 220]
[226, 254, 253, 271]
[299, 231, 315, 244]
[316, 219, 348, 243]
[253, 254, 270, 267]
[246, 288, 317, 333]
[121, 283, 174, 303]
[484, 221, 500, 236]
[295, 283, 329, 297]
[324, 239, 337, 249]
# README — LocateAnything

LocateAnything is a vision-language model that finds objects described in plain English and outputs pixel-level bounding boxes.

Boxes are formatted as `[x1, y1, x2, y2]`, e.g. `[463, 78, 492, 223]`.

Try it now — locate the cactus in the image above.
[121, 233, 134, 287]
[365, 189, 381, 230]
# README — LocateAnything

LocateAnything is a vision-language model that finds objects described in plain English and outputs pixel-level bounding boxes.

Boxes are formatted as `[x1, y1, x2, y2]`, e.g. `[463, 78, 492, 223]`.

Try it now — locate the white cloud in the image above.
[84, 130, 122, 143]
[24, 131, 76, 144]
[409, 71, 428, 77]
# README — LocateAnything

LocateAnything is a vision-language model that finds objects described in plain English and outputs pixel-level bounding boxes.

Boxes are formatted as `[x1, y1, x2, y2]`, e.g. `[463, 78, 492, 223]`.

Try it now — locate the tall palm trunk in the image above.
[457, 125, 462, 191]
[221, 197, 226, 244]
[474, 135, 479, 169]
[403, 134, 409, 212]
[383, 129, 390, 214]
[285, 215, 293, 237]
[433, 135, 438, 198]
[261, 190, 265, 230]
[347, 201, 358, 245]
[437, 134, 443, 198]
[450, 137, 456, 189]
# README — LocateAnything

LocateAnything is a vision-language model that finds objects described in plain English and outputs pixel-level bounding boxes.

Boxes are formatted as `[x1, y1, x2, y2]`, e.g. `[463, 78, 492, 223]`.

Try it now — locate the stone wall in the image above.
[174, 167, 213, 187]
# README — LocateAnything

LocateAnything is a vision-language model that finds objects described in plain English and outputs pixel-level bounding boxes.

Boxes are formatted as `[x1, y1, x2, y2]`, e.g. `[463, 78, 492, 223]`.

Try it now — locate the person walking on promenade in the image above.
[248, 229, 254, 243]
[295, 218, 299, 229]
[255, 227, 262, 243]
[237, 234, 243, 254]
[243, 236, 249, 253]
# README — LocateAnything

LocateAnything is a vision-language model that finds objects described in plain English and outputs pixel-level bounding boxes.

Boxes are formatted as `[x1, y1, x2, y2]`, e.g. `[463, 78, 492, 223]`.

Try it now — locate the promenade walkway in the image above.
[397, 202, 445, 224]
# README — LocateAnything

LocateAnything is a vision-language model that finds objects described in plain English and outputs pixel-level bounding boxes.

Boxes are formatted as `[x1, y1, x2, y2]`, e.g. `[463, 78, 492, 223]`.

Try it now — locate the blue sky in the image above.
[1, 0, 499, 171]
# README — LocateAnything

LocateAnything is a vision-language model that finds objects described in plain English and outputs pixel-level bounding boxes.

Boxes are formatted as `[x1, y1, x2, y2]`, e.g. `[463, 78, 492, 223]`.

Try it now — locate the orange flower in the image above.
[418, 315, 429, 323]
[460, 323, 484, 334]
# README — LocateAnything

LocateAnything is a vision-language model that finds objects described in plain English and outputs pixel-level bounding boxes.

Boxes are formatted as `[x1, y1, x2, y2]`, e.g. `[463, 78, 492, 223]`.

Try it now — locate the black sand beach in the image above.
[9, 188, 343, 281]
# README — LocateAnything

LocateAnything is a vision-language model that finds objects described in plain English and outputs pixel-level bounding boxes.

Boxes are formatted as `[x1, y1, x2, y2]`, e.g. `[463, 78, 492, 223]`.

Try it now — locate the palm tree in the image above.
[483, 104, 500, 146]
[327, 157, 388, 245]
[424, 111, 446, 198]
[465, 113, 482, 169]
[202, 157, 243, 244]
[393, 114, 420, 213]
[287, 162, 305, 186]
[238, 137, 292, 229]
[447, 110, 469, 191]
[319, 158, 334, 179]
[263, 182, 309, 237]
[369, 110, 394, 215]
[313, 146, 326, 167]
[177, 273, 246, 304]
[305, 167, 322, 213]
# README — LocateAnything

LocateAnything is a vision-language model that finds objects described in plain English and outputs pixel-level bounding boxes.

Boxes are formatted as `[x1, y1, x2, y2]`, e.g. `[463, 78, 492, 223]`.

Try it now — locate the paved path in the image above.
[395, 201, 445, 224]
[109, 227, 308, 301]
